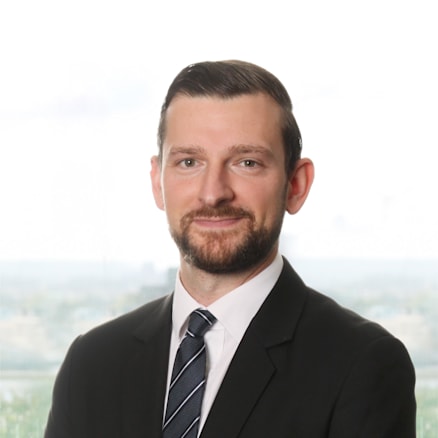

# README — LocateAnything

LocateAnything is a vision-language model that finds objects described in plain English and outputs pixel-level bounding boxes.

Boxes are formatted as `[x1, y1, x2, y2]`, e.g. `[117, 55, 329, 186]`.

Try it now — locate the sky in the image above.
[1, 0, 437, 267]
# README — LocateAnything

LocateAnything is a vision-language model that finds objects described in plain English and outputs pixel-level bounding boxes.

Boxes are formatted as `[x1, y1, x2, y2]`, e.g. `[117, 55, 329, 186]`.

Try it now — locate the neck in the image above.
[178, 247, 278, 306]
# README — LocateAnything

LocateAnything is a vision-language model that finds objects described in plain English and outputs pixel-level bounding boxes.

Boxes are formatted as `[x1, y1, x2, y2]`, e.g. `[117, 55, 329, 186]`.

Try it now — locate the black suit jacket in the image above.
[45, 259, 416, 437]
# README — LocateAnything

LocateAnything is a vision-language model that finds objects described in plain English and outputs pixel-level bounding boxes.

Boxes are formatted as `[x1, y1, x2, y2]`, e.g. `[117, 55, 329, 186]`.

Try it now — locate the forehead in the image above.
[163, 93, 283, 146]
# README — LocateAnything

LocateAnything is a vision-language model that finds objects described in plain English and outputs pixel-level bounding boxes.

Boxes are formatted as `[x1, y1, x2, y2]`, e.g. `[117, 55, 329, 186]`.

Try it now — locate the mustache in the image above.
[181, 206, 254, 224]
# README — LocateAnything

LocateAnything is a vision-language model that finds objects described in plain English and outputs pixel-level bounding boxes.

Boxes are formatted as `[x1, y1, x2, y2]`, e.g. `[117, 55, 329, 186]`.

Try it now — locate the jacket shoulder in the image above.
[69, 293, 172, 361]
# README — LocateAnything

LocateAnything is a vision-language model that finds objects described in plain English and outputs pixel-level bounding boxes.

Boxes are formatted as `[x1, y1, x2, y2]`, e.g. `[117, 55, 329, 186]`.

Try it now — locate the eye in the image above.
[179, 158, 196, 167]
[241, 159, 258, 168]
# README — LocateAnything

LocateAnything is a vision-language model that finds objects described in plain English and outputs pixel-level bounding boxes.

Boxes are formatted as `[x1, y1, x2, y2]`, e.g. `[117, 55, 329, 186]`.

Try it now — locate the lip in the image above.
[192, 216, 244, 228]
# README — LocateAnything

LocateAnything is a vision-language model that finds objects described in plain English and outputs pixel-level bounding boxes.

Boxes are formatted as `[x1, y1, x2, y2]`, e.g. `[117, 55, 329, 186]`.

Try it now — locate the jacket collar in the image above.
[121, 294, 173, 438]
[200, 258, 308, 438]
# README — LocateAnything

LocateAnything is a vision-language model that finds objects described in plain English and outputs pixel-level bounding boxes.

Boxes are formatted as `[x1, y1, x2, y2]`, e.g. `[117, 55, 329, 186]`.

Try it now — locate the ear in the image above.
[150, 155, 165, 211]
[286, 158, 314, 214]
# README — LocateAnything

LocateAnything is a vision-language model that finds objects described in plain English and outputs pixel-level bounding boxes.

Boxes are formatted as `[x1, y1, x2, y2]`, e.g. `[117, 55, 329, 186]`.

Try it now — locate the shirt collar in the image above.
[172, 253, 283, 343]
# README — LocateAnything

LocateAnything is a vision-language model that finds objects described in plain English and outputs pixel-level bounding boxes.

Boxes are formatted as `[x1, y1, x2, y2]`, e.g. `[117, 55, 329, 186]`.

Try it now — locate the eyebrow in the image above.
[229, 144, 272, 155]
[166, 143, 272, 157]
[167, 145, 205, 157]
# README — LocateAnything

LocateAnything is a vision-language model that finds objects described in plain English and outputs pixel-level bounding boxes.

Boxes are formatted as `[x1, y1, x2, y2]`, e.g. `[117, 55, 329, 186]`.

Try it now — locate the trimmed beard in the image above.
[170, 205, 284, 274]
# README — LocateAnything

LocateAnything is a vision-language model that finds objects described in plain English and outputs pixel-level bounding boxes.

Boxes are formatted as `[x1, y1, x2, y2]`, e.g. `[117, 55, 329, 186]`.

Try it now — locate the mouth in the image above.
[181, 206, 254, 232]
[192, 216, 246, 229]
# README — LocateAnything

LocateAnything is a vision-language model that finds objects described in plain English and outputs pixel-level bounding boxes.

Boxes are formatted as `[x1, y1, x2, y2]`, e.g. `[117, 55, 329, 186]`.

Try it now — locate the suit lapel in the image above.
[120, 294, 173, 438]
[200, 327, 275, 438]
[201, 259, 308, 438]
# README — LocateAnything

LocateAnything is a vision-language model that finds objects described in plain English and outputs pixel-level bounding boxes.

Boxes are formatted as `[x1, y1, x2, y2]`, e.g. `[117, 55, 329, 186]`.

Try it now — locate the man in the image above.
[45, 60, 416, 437]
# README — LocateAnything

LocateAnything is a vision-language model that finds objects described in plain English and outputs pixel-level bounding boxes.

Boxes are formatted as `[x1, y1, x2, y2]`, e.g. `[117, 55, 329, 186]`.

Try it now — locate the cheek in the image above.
[161, 183, 193, 220]
[164, 174, 201, 203]
[254, 188, 287, 224]
[162, 184, 185, 205]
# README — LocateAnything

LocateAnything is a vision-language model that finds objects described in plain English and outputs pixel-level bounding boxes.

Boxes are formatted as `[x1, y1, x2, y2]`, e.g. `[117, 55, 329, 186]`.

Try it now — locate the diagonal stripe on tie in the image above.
[163, 309, 216, 438]
[169, 345, 206, 391]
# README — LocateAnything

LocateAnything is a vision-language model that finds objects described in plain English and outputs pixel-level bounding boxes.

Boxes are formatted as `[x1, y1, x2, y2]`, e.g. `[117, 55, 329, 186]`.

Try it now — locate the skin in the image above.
[151, 93, 314, 306]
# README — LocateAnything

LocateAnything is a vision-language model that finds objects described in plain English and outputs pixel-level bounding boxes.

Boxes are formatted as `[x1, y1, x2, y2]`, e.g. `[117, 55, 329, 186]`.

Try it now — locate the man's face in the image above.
[151, 93, 292, 274]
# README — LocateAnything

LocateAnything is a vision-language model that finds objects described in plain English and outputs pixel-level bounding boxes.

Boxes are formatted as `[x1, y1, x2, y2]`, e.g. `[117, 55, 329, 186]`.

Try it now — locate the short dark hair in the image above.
[157, 60, 302, 173]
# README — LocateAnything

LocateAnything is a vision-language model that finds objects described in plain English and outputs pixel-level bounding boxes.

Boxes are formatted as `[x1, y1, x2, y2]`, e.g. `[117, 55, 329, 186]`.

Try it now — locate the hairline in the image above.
[157, 90, 298, 174]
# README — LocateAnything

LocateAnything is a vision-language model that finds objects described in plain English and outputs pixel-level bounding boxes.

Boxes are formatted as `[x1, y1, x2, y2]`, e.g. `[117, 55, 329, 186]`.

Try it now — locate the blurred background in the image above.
[0, 0, 437, 436]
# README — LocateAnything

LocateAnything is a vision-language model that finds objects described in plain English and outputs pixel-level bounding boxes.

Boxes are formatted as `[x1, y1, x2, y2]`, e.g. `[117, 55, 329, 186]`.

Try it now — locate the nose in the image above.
[198, 165, 234, 207]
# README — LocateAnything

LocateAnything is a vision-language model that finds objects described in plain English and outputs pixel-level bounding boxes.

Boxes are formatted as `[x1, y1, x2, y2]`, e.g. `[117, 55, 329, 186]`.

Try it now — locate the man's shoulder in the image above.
[295, 285, 413, 374]
[276, 259, 399, 353]
[271, 263, 414, 384]
[280, 258, 392, 339]
[304, 286, 391, 339]
[72, 293, 172, 354]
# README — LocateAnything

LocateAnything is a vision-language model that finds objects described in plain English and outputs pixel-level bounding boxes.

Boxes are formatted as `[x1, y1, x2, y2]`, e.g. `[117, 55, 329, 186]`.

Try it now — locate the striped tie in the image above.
[163, 309, 216, 438]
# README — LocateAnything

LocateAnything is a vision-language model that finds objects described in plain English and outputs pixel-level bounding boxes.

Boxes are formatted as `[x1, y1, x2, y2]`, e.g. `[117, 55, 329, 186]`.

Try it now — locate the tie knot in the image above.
[187, 309, 216, 338]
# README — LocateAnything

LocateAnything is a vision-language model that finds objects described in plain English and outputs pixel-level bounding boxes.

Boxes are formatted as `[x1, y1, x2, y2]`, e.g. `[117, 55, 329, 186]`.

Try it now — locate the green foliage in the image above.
[0, 375, 52, 438]
[417, 386, 438, 438]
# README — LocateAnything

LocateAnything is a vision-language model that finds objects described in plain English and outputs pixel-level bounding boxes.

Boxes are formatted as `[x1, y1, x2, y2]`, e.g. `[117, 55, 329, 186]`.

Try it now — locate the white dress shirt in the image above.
[164, 253, 284, 434]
